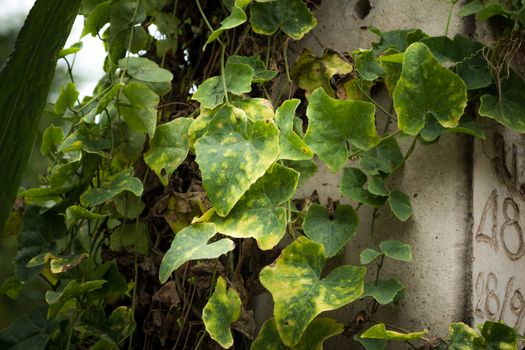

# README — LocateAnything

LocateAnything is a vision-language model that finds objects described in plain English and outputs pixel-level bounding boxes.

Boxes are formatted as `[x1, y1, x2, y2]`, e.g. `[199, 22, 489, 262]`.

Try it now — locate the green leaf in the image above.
[449, 322, 478, 350]
[250, 0, 317, 40]
[213, 164, 299, 250]
[305, 88, 379, 172]
[459, 0, 512, 20]
[368, 177, 389, 196]
[82, 1, 111, 37]
[109, 221, 149, 255]
[276, 99, 314, 160]
[456, 54, 493, 90]
[291, 49, 353, 96]
[192, 61, 254, 109]
[251, 317, 343, 350]
[58, 126, 111, 157]
[282, 159, 318, 185]
[393, 42, 467, 135]
[302, 204, 359, 258]
[65, 205, 108, 230]
[55, 82, 79, 115]
[80, 169, 144, 207]
[59, 41, 83, 58]
[205, 0, 249, 48]
[259, 236, 365, 347]
[353, 49, 384, 81]
[159, 223, 235, 283]
[118, 82, 159, 137]
[40, 125, 64, 156]
[0, 306, 51, 350]
[340, 167, 387, 207]
[479, 73, 525, 133]
[360, 248, 382, 264]
[361, 323, 427, 341]
[202, 276, 242, 348]
[388, 190, 412, 221]
[144, 118, 191, 186]
[106, 306, 136, 342]
[194, 105, 279, 217]
[0, 0, 81, 229]
[234, 98, 275, 121]
[360, 138, 404, 176]
[46, 280, 106, 318]
[480, 321, 518, 349]
[363, 279, 404, 305]
[228, 55, 277, 83]
[355, 332, 386, 350]
[379, 240, 412, 262]
[0, 277, 23, 300]
[119, 57, 173, 83]
[370, 27, 428, 55]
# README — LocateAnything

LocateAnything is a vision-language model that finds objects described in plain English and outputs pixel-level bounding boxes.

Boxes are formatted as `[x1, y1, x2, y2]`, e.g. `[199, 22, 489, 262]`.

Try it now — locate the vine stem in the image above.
[385, 136, 417, 184]
[356, 82, 397, 122]
[444, 0, 457, 37]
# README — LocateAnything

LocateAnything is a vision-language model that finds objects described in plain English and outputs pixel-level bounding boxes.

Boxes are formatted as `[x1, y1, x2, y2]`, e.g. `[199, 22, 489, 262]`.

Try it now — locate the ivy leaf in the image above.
[479, 72, 525, 133]
[479, 321, 518, 349]
[119, 57, 173, 83]
[0, 306, 51, 350]
[55, 82, 79, 115]
[46, 280, 106, 318]
[80, 169, 143, 207]
[368, 177, 389, 196]
[353, 49, 384, 81]
[192, 61, 254, 109]
[159, 223, 235, 283]
[118, 82, 159, 137]
[458, 0, 512, 20]
[195, 105, 279, 217]
[361, 323, 427, 341]
[202, 276, 241, 348]
[388, 190, 412, 221]
[213, 164, 299, 250]
[58, 126, 111, 157]
[370, 27, 428, 55]
[250, 0, 317, 40]
[449, 323, 478, 350]
[291, 49, 353, 96]
[302, 204, 359, 258]
[393, 42, 467, 135]
[259, 236, 366, 347]
[82, 1, 111, 37]
[65, 205, 107, 230]
[251, 317, 343, 350]
[40, 125, 64, 156]
[205, 0, 249, 48]
[0, 277, 22, 300]
[305, 88, 379, 172]
[283, 159, 318, 185]
[360, 248, 381, 264]
[363, 279, 404, 305]
[228, 55, 277, 83]
[355, 332, 386, 350]
[380, 240, 412, 262]
[109, 221, 149, 255]
[234, 98, 275, 121]
[275, 99, 314, 161]
[340, 167, 387, 207]
[360, 138, 404, 176]
[144, 118, 191, 186]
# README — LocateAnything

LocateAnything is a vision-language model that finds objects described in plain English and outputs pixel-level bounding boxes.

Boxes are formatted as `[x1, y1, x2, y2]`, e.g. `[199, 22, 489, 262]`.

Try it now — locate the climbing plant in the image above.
[0, 0, 524, 349]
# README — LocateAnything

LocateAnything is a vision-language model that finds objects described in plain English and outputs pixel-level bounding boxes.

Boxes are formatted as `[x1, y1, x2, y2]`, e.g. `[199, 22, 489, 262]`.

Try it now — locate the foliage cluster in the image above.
[1, 0, 525, 349]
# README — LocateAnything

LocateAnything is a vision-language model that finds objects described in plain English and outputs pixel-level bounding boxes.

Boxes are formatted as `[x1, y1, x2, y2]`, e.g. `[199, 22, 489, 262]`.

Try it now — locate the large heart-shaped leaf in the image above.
[202, 276, 242, 348]
[80, 169, 143, 207]
[304, 88, 379, 172]
[118, 82, 159, 137]
[479, 321, 518, 349]
[251, 317, 343, 350]
[159, 223, 235, 283]
[393, 42, 467, 135]
[302, 204, 359, 258]
[275, 99, 313, 160]
[250, 0, 317, 40]
[144, 118, 191, 186]
[259, 236, 365, 347]
[213, 164, 299, 250]
[195, 105, 279, 217]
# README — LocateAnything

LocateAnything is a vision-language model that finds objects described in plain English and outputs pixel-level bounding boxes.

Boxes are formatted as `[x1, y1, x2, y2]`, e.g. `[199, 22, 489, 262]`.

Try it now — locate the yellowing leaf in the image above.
[259, 236, 365, 346]
[275, 99, 314, 161]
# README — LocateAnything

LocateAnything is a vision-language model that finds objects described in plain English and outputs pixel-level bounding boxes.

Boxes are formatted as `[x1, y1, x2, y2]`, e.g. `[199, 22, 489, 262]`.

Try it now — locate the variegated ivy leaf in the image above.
[302, 204, 358, 258]
[192, 60, 254, 109]
[202, 276, 241, 348]
[251, 317, 343, 350]
[228, 55, 277, 83]
[80, 169, 143, 207]
[195, 105, 280, 217]
[118, 81, 159, 137]
[250, 0, 317, 40]
[305, 88, 379, 172]
[291, 49, 353, 96]
[159, 223, 235, 283]
[144, 118, 191, 186]
[213, 164, 299, 250]
[448, 322, 478, 349]
[363, 279, 404, 305]
[58, 125, 111, 157]
[259, 236, 366, 347]
[119, 57, 173, 83]
[205, 0, 249, 48]
[276, 99, 314, 161]
[233, 98, 275, 121]
[361, 323, 427, 341]
[393, 42, 467, 135]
